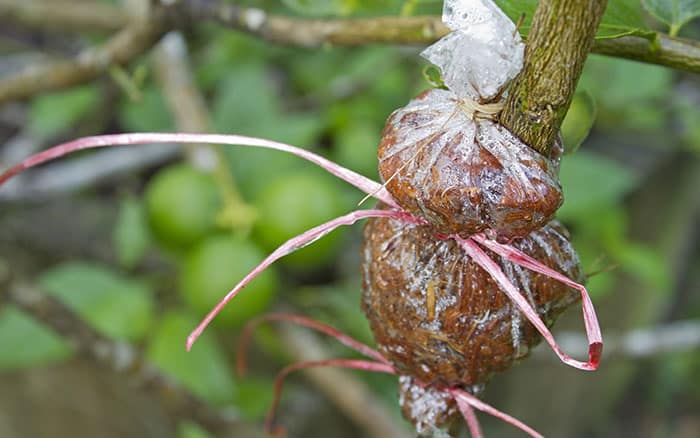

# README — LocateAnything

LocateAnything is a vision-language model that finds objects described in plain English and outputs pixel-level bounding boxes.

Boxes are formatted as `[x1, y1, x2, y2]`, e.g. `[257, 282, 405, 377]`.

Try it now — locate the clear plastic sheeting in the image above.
[398, 376, 459, 435]
[378, 0, 560, 240]
[421, 0, 524, 101]
[377, 89, 563, 240]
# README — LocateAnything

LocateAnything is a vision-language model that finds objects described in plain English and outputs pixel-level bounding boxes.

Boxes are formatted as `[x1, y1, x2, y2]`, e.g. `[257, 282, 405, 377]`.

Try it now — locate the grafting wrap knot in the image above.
[457, 98, 505, 120]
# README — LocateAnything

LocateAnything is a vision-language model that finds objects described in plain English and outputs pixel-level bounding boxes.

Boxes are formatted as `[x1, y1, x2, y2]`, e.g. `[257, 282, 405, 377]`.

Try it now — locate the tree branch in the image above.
[535, 320, 700, 360]
[500, 0, 608, 156]
[0, 0, 126, 32]
[1, 0, 699, 107]
[166, 0, 700, 74]
[180, 0, 446, 47]
[0, 13, 167, 104]
[594, 33, 700, 73]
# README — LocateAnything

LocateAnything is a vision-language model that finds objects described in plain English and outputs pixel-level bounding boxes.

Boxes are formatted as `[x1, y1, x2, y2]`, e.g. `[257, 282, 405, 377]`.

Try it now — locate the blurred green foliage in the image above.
[560, 90, 597, 155]
[499, 0, 654, 38]
[178, 421, 212, 438]
[642, 0, 700, 34]
[2, 1, 699, 436]
[119, 85, 174, 132]
[500, 0, 700, 38]
[579, 57, 674, 133]
[39, 262, 155, 341]
[147, 311, 237, 405]
[179, 234, 279, 326]
[0, 308, 71, 371]
[29, 85, 100, 139]
[253, 171, 346, 268]
[113, 196, 152, 269]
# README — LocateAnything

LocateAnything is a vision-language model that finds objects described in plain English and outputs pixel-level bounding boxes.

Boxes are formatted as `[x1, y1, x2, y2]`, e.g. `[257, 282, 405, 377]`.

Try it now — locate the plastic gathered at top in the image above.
[376, 0, 563, 240]
[421, 0, 524, 101]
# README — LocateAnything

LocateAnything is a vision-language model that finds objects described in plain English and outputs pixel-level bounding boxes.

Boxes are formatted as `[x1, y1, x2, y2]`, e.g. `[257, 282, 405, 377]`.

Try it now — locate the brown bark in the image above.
[500, 0, 608, 156]
[3, 1, 700, 105]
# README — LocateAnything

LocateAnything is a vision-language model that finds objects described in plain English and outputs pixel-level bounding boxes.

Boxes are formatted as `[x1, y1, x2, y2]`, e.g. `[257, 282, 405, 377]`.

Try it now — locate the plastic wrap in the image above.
[398, 375, 459, 436]
[421, 0, 524, 101]
[378, 0, 562, 241]
[361, 215, 583, 388]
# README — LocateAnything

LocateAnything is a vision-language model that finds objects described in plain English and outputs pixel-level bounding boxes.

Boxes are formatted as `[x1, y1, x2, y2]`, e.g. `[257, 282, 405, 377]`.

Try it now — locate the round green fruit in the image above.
[180, 235, 278, 327]
[253, 172, 346, 270]
[145, 164, 221, 249]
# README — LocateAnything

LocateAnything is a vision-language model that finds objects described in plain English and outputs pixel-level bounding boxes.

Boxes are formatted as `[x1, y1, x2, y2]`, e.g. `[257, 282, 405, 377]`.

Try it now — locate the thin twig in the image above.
[535, 320, 700, 360]
[0, 0, 127, 32]
[172, 0, 700, 75]
[593, 33, 700, 73]
[278, 324, 410, 438]
[183, 0, 446, 47]
[0, 0, 698, 107]
[152, 31, 217, 167]
[0, 13, 167, 104]
[3, 282, 263, 437]
[152, 32, 209, 131]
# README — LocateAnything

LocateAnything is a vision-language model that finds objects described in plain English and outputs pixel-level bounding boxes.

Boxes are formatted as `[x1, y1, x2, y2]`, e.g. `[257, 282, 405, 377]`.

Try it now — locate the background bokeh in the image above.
[0, 1, 699, 437]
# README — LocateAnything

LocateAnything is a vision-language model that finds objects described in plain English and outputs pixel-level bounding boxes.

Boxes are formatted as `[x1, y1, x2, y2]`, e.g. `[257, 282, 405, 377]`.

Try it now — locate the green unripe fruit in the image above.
[180, 235, 278, 327]
[254, 172, 346, 270]
[145, 165, 221, 249]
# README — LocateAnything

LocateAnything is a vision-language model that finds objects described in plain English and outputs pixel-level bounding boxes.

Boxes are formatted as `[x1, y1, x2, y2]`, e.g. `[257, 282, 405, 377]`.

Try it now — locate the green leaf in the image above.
[146, 311, 237, 405]
[584, 209, 668, 289]
[212, 64, 322, 146]
[614, 242, 671, 292]
[558, 151, 639, 222]
[496, 0, 535, 31]
[569, 235, 616, 299]
[39, 262, 154, 341]
[598, 0, 652, 38]
[29, 85, 99, 139]
[585, 57, 673, 103]
[235, 377, 276, 419]
[642, 0, 700, 34]
[561, 90, 597, 155]
[578, 56, 672, 131]
[422, 65, 446, 89]
[401, 0, 443, 16]
[195, 32, 272, 90]
[178, 421, 212, 438]
[213, 65, 324, 198]
[113, 196, 152, 269]
[0, 307, 72, 371]
[332, 119, 382, 179]
[212, 65, 278, 137]
[119, 86, 174, 132]
[497, 0, 652, 39]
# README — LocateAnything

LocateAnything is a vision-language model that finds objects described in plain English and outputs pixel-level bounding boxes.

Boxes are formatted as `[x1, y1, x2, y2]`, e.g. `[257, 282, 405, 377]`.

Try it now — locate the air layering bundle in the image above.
[0, 0, 602, 436]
